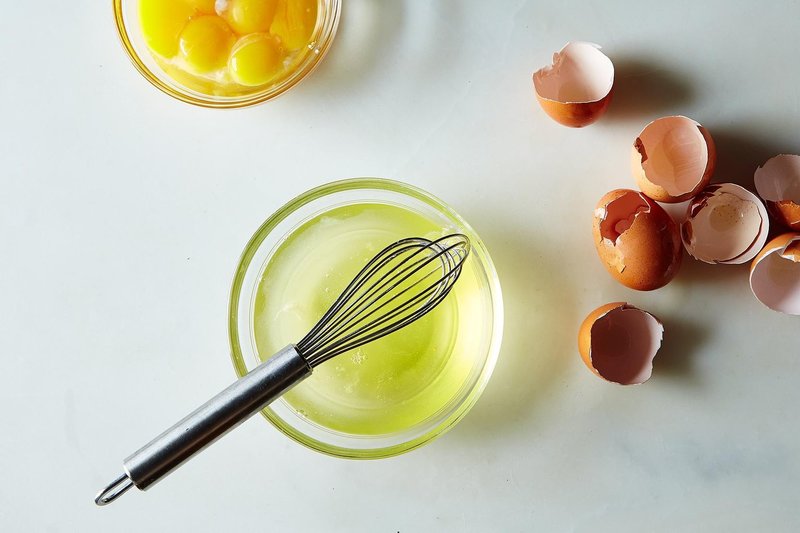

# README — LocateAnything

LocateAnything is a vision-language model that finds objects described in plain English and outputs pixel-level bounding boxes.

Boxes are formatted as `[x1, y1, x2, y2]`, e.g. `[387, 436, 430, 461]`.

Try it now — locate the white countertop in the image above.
[2, 1, 799, 531]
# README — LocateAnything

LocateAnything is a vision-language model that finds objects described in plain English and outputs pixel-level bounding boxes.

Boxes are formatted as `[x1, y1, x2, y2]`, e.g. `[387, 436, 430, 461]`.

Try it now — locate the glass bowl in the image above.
[113, 0, 341, 108]
[229, 178, 503, 458]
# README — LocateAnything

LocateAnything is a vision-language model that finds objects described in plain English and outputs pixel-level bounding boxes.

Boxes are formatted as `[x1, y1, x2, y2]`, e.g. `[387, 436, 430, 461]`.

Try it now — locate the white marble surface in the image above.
[2, 0, 799, 531]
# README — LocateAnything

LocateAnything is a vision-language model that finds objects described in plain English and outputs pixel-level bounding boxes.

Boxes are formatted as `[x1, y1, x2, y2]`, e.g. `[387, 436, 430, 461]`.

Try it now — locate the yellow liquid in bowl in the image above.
[138, 0, 319, 96]
[253, 202, 484, 436]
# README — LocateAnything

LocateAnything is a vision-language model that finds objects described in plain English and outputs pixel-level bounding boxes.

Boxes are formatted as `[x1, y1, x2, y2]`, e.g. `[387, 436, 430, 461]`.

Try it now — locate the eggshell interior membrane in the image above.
[634, 116, 711, 198]
[598, 190, 650, 243]
[682, 184, 769, 264]
[754, 154, 800, 229]
[754, 154, 800, 202]
[533, 42, 614, 103]
[750, 234, 800, 315]
[589, 305, 663, 385]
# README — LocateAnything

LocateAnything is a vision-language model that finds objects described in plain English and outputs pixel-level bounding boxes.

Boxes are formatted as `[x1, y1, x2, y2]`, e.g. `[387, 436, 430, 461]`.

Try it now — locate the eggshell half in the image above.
[592, 189, 683, 290]
[749, 233, 800, 315]
[532, 42, 614, 128]
[578, 302, 664, 385]
[631, 116, 716, 203]
[681, 183, 770, 264]
[754, 154, 800, 231]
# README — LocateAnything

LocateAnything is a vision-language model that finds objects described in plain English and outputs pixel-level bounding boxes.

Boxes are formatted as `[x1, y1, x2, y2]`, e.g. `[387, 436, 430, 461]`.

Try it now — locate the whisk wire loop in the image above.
[297, 234, 469, 367]
[313, 268, 462, 362]
[311, 245, 460, 355]
[298, 238, 433, 354]
[300, 239, 457, 356]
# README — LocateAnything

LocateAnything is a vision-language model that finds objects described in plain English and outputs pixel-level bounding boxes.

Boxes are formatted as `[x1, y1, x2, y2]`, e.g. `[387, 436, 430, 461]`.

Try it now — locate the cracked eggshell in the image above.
[754, 154, 800, 231]
[631, 116, 716, 203]
[592, 189, 683, 290]
[749, 233, 800, 315]
[532, 42, 614, 128]
[681, 183, 770, 264]
[578, 302, 664, 385]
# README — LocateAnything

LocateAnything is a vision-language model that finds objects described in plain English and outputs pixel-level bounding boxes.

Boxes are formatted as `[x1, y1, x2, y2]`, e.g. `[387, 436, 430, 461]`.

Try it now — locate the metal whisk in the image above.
[95, 234, 470, 506]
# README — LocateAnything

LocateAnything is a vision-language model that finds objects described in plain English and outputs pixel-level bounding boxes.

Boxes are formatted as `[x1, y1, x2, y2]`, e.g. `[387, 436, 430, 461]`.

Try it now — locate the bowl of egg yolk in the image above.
[113, 0, 341, 107]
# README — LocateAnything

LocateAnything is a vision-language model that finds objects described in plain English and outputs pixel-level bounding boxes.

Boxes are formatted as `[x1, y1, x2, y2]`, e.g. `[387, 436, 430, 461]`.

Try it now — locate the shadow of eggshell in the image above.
[754, 154, 800, 231]
[602, 57, 694, 123]
[578, 302, 664, 385]
[592, 189, 683, 291]
[749, 233, 800, 315]
[681, 183, 769, 264]
[631, 116, 716, 203]
[532, 42, 614, 128]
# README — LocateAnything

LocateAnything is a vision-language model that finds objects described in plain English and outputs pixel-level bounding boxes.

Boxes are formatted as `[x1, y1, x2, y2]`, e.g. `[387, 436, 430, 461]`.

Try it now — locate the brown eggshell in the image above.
[754, 154, 800, 231]
[532, 42, 614, 128]
[749, 232, 800, 315]
[535, 90, 614, 128]
[578, 302, 664, 385]
[592, 189, 683, 290]
[631, 116, 716, 203]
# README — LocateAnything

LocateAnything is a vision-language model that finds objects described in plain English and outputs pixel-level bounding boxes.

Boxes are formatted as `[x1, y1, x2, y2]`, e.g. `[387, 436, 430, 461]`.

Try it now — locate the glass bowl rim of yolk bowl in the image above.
[228, 178, 504, 459]
[113, 0, 341, 108]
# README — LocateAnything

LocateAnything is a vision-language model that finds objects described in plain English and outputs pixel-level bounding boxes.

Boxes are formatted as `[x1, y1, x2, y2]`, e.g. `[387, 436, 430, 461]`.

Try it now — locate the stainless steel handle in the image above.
[95, 345, 311, 506]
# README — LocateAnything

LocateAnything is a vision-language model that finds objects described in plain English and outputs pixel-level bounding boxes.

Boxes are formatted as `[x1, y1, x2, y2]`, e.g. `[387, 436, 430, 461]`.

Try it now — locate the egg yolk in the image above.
[229, 34, 283, 86]
[139, 0, 195, 58]
[271, 0, 318, 50]
[139, 0, 321, 94]
[185, 0, 218, 13]
[223, 0, 279, 34]
[179, 15, 235, 73]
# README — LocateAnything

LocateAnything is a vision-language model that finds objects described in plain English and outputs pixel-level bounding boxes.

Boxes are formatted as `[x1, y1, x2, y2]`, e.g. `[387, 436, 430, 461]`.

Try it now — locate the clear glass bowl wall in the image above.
[228, 179, 504, 458]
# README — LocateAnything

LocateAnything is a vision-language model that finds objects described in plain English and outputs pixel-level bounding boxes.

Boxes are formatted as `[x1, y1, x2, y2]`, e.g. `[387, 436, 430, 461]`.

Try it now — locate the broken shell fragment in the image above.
[532, 42, 614, 128]
[631, 116, 716, 203]
[592, 189, 683, 290]
[681, 183, 770, 264]
[749, 233, 800, 315]
[578, 302, 663, 385]
[754, 154, 800, 231]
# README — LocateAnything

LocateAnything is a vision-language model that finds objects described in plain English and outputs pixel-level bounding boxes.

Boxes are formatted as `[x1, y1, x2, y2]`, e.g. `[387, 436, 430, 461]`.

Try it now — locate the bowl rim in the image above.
[112, 0, 342, 108]
[227, 178, 504, 459]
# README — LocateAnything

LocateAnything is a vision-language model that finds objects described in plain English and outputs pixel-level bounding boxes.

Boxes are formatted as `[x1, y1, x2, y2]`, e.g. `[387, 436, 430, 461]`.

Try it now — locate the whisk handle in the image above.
[96, 345, 310, 505]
